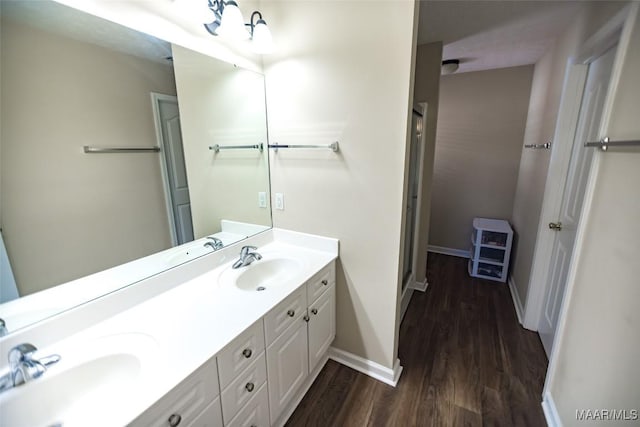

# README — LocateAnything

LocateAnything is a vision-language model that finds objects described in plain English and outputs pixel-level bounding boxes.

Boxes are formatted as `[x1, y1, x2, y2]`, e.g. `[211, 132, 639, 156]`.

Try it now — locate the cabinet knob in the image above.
[548, 222, 562, 231]
[303, 315, 310, 322]
[245, 382, 255, 392]
[168, 413, 182, 427]
[321, 279, 328, 286]
[311, 308, 318, 315]
[287, 310, 295, 317]
[242, 348, 252, 358]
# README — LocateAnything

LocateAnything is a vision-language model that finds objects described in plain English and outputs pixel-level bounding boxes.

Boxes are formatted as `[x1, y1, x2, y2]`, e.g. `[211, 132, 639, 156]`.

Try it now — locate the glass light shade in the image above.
[251, 19, 273, 54]
[218, 1, 249, 40]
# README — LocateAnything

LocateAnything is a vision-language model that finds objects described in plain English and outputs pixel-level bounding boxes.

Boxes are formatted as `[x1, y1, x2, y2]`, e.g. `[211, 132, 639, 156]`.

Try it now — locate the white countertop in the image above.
[0, 229, 338, 427]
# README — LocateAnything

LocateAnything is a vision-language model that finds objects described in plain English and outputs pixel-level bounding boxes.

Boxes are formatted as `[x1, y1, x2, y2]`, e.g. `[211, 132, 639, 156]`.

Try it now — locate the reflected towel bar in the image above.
[584, 137, 640, 151]
[209, 143, 264, 153]
[524, 142, 551, 149]
[268, 142, 339, 152]
[83, 146, 160, 153]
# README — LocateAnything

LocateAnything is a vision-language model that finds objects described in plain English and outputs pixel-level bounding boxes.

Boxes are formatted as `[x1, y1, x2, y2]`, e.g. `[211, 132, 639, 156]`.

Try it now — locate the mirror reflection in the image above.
[0, 0, 271, 335]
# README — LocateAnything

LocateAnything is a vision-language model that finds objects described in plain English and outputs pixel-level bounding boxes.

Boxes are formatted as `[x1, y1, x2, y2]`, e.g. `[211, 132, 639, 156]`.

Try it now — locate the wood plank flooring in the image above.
[286, 253, 548, 426]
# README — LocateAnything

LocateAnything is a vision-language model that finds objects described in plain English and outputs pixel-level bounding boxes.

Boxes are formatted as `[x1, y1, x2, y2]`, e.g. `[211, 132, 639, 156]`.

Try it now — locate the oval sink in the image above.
[235, 258, 302, 291]
[0, 333, 158, 427]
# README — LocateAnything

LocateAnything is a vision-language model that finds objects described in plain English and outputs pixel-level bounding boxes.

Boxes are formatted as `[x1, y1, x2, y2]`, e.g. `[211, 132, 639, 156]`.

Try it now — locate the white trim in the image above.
[427, 245, 470, 259]
[410, 277, 429, 292]
[542, 392, 563, 427]
[273, 353, 330, 427]
[328, 347, 403, 387]
[507, 275, 524, 326]
[543, 3, 639, 398]
[150, 92, 180, 247]
[400, 284, 414, 323]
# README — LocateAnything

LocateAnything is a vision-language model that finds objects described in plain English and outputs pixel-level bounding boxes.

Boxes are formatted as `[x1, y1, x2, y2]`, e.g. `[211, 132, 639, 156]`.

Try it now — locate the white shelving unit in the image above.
[468, 218, 513, 283]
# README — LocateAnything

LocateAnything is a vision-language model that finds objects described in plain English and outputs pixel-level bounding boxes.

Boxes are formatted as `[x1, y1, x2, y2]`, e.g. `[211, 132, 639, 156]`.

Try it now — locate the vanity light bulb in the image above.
[218, 1, 249, 40]
[251, 19, 273, 54]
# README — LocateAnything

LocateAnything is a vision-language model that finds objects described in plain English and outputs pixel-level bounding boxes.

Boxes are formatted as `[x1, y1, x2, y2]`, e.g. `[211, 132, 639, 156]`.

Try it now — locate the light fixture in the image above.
[203, 1, 273, 53]
[441, 59, 460, 75]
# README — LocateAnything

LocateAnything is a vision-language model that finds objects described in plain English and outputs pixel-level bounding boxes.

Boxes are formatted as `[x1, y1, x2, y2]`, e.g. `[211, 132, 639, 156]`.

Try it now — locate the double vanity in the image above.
[0, 229, 338, 427]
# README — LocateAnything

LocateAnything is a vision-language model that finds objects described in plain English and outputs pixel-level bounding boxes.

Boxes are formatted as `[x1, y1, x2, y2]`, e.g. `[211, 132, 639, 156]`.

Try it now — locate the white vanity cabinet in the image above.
[129, 356, 223, 427]
[266, 262, 336, 425]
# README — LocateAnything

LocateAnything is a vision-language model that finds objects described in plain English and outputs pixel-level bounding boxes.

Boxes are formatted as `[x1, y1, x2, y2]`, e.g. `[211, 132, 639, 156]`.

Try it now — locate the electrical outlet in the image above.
[258, 192, 267, 208]
[275, 193, 284, 210]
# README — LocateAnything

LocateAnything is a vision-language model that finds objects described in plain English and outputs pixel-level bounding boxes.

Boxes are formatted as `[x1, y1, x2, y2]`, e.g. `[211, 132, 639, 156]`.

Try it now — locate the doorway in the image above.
[151, 93, 194, 246]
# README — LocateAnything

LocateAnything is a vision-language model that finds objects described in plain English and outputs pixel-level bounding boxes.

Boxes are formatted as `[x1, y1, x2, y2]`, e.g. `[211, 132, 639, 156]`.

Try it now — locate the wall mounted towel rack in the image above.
[524, 142, 552, 149]
[584, 136, 640, 151]
[268, 142, 339, 152]
[83, 146, 160, 153]
[209, 143, 264, 153]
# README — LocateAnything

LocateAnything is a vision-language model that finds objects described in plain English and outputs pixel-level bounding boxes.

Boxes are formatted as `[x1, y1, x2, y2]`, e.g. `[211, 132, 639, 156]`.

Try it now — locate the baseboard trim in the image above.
[274, 353, 330, 427]
[328, 347, 403, 387]
[428, 245, 470, 259]
[409, 278, 429, 292]
[542, 392, 563, 427]
[508, 275, 524, 325]
[400, 286, 414, 323]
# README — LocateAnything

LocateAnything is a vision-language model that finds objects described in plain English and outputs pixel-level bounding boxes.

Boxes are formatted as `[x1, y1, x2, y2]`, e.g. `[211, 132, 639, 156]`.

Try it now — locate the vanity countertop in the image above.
[0, 229, 338, 427]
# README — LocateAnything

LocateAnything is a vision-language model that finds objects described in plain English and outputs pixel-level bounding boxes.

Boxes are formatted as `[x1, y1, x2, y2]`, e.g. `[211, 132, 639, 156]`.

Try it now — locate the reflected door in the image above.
[154, 94, 194, 245]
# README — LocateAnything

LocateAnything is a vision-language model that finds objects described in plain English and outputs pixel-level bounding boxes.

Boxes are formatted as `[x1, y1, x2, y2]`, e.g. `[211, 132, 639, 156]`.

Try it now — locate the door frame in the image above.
[400, 102, 428, 322]
[150, 92, 181, 247]
[522, 4, 637, 332]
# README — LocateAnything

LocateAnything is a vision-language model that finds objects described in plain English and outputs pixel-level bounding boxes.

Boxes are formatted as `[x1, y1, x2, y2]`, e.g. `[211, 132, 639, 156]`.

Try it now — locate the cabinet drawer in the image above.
[226, 383, 269, 427]
[217, 320, 265, 388]
[130, 357, 219, 427]
[184, 397, 223, 427]
[221, 352, 267, 424]
[264, 286, 306, 345]
[306, 262, 335, 305]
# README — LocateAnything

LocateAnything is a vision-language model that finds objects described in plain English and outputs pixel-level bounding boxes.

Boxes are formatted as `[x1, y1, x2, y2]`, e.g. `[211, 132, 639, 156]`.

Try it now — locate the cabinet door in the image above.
[185, 397, 224, 427]
[266, 319, 309, 424]
[308, 284, 335, 371]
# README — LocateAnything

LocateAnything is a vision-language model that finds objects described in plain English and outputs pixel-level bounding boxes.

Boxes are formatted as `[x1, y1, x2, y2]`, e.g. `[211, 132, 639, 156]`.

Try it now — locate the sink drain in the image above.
[256, 286, 266, 291]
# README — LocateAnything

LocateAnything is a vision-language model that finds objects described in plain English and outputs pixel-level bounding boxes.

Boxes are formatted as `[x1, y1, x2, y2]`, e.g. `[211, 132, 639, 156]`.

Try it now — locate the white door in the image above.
[153, 94, 194, 245]
[307, 285, 335, 371]
[538, 46, 616, 355]
[266, 319, 308, 424]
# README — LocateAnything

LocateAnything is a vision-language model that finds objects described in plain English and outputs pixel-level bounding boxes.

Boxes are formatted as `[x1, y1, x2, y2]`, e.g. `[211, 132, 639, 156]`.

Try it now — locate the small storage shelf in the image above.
[469, 218, 513, 283]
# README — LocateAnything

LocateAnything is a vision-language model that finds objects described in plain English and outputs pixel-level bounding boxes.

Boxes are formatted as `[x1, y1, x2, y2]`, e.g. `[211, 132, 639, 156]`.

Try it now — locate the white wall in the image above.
[172, 44, 271, 238]
[429, 66, 533, 252]
[262, 0, 417, 369]
[1, 19, 175, 296]
[547, 5, 640, 424]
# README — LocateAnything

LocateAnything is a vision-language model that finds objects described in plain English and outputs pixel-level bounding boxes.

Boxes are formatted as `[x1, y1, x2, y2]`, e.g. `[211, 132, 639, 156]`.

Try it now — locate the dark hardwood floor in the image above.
[286, 253, 548, 426]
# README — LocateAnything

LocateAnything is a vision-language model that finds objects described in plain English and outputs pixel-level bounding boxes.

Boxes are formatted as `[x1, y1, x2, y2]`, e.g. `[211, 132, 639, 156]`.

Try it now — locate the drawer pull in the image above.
[321, 279, 328, 286]
[168, 413, 182, 427]
[311, 308, 318, 315]
[287, 309, 295, 317]
[242, 348, 252, 358]
[303, 314, 310, 322]
[245, 382, 255, 392]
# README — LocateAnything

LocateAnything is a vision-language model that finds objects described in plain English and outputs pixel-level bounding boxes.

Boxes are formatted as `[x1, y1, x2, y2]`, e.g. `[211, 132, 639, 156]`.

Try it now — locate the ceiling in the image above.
[418, 1, 587, 73]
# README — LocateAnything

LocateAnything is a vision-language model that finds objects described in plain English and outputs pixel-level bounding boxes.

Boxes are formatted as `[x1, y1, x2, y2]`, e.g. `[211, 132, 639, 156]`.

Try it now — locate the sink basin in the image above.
[0, 333, 158, 427]
[233, 258, 302, 291]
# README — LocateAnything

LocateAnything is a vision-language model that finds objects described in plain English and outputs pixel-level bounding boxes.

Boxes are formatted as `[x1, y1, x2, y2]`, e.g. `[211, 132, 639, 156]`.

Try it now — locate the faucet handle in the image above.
[240, 245, 258, 256]
[9, 343, 38, 365]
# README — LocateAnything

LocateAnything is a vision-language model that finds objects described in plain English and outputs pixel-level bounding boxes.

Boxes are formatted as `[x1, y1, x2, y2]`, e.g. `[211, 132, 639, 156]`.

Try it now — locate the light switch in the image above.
[275, 193, 284, 210]
[258, 192, 267, 208]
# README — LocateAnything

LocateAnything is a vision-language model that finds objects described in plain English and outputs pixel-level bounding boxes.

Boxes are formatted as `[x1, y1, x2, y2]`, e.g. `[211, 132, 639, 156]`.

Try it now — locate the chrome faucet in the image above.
[232, 246, 262, 269]
[204, 236, 224, 251]
[0, 343, 61, 393]
[0, 318, 7, 337]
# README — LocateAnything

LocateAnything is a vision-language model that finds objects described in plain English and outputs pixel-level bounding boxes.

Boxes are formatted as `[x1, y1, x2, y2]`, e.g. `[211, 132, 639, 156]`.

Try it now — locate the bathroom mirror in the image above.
[0, 0, 271, 336]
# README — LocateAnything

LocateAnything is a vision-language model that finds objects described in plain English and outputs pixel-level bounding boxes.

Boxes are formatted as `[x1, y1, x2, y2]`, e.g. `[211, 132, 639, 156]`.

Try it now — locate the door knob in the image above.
[548, 222, 562, 231]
